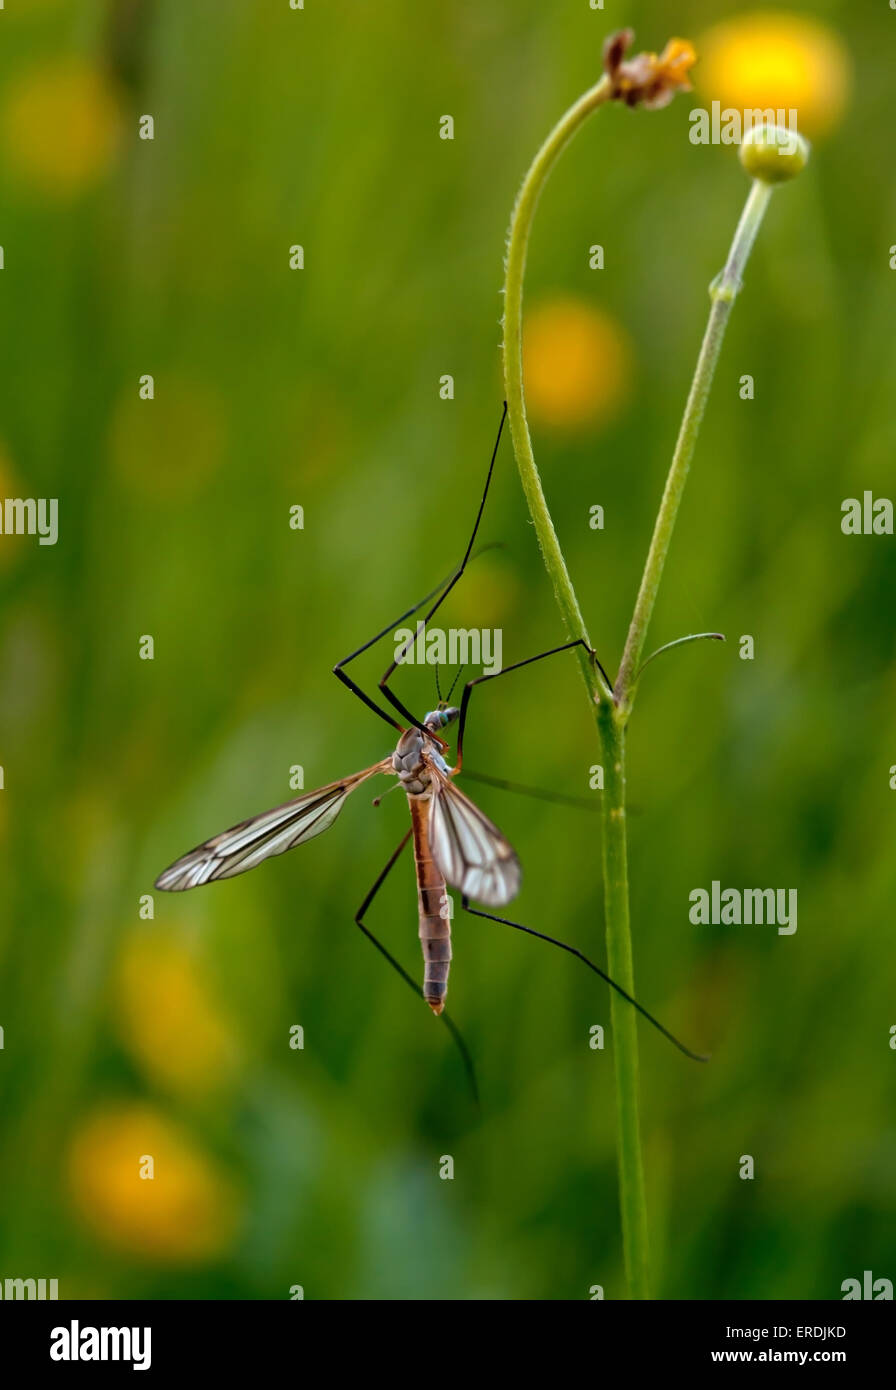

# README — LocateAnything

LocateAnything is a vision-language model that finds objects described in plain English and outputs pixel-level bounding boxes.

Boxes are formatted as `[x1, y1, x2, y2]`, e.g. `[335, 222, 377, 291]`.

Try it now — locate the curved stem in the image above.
[502, 74, 613, 709]
[502, 73, 650, 1300]
[500, 66, 775, 1305]
[634, 631, 725, 684]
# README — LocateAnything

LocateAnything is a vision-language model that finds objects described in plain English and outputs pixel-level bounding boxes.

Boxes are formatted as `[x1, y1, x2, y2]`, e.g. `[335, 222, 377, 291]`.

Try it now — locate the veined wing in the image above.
[428, 765, 521, 907]
[155, 759, 392, 891]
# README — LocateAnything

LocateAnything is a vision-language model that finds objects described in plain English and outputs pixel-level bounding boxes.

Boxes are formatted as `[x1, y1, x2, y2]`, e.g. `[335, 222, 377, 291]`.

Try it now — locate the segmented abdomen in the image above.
[410, 797, 451, 1014]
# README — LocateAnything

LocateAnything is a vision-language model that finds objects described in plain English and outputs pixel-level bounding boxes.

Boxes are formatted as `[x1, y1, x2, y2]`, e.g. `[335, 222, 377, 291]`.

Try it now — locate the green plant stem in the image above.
[614, 178, 773, 711]
[502, 73, 775, 1300]
[503, 73, 613, 709]
[596, 698, 649, 1298]
[502, 73, 652, 1300]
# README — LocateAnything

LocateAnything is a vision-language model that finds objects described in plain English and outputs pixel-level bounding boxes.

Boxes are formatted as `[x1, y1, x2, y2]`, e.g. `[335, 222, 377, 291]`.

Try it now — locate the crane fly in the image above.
[155, 703, 519, 1016]
[155, 404, 707, 1095]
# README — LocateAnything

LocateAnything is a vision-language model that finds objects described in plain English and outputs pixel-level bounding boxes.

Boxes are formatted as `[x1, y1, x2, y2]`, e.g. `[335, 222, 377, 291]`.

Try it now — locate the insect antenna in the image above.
[444, 662, 466, 704]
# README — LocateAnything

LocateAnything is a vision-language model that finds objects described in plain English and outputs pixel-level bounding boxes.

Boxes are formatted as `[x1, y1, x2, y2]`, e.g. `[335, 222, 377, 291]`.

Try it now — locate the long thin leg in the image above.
[356, 831, 480, 1104]
[334, 544, 502, 732]
[461, 896, 708, 1063]
[377, 402, 509, 731]
[454, 638, 611, 772]
[333, 562, 469, 732]
[460, 769, 645, 817]
[459, 768, 601, 812]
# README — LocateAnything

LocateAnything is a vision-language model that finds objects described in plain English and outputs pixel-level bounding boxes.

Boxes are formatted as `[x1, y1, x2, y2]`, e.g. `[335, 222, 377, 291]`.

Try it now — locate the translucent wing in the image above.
[428, 766, 521, 906]
[155, 759, 392, 891]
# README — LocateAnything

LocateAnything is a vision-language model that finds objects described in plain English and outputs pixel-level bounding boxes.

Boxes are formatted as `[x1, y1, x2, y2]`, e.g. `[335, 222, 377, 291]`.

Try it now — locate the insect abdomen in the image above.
[410, 798, 451, 1014]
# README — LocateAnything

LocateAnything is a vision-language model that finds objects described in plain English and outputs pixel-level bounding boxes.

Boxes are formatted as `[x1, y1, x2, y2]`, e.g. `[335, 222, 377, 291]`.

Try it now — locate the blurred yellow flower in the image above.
[695, 12, 851, 139]
[69, 1103, 241, 1262]
[1, 58, 123, 197]
[115, 933, 241, 1098]
[109, 380, 226, 498]
[523, 297, 632, 431]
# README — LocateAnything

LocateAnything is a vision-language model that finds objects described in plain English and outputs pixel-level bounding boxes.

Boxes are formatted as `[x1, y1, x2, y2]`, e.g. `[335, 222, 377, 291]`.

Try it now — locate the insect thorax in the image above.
[392, 727, 449, 798]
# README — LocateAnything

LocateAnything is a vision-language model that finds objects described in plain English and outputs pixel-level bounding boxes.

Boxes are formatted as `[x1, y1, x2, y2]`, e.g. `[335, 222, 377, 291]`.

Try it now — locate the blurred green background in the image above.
[0, 0, 893, 1300]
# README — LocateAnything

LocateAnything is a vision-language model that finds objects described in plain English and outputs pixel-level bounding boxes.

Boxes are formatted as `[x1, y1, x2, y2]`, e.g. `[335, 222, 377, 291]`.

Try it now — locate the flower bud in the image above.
[739, 123, 810, 184]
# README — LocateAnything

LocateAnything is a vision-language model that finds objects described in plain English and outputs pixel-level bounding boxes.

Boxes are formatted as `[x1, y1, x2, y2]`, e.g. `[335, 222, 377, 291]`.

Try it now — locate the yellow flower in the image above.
[1, 58, 123, 197]
[695, 12, 851, 139]
[523, 297, 633, 432]
[604, 30, 697, 111]
[115, 933, 241, 1098]
[69, 1103, 241, 1262]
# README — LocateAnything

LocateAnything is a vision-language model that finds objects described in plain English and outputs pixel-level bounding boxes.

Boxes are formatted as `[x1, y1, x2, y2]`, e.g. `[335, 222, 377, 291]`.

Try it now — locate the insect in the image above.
[155, 700, 518, 1017]
[155, 404, 706, 1090]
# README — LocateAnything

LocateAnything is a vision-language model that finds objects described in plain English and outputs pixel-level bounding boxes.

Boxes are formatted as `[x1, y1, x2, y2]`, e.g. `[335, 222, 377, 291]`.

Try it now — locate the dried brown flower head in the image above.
[603, 29, 696, 111]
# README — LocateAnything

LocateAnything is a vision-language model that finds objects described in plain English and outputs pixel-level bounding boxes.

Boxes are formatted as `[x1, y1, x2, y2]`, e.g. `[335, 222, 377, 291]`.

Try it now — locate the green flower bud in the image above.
[739, 123, 810, 184]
